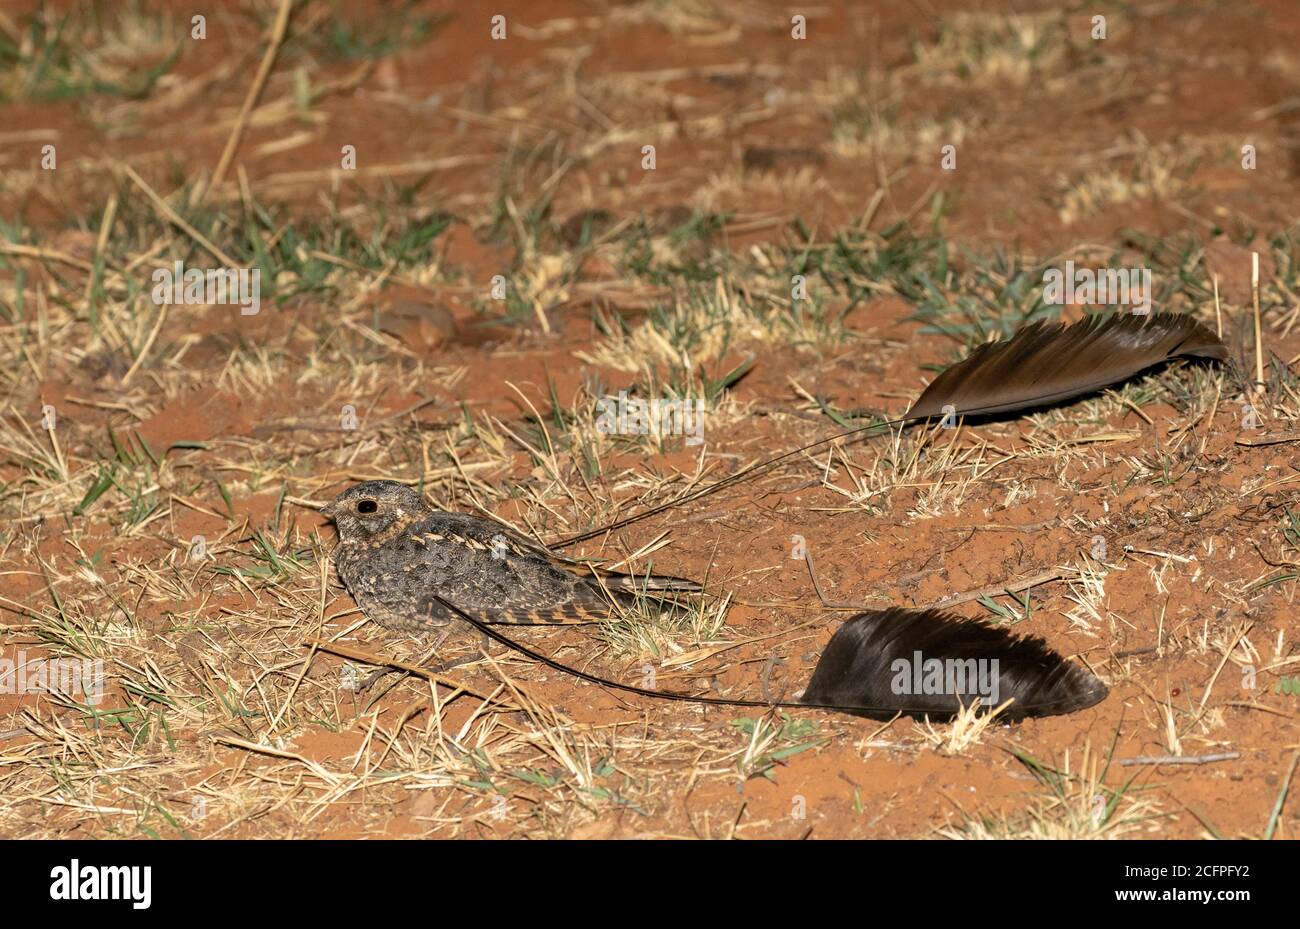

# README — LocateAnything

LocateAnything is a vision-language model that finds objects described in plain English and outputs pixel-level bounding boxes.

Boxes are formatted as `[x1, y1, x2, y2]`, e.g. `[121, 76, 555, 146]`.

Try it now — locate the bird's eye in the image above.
[356, 500, 378, 514]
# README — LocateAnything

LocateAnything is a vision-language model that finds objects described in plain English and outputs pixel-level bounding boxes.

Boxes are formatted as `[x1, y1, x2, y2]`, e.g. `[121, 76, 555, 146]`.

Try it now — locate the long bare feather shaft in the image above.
[553, 418, 895, 547]
[433, 597, 1107, 720]
[554, 312, 1226, 548]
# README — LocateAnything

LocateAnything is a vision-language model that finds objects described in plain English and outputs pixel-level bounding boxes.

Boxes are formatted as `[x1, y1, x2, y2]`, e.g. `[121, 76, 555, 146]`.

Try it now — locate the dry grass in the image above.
[940, 742, 1169, 839]
[2, 0, 1299, 841]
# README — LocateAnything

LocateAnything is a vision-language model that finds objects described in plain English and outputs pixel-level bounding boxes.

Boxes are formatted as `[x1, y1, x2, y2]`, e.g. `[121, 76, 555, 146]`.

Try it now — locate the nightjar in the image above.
[323, 480, 700, 632]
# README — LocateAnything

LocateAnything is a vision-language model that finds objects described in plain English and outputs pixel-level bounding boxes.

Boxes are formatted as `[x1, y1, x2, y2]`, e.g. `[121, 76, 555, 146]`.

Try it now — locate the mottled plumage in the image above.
[323, 480, 698, 632]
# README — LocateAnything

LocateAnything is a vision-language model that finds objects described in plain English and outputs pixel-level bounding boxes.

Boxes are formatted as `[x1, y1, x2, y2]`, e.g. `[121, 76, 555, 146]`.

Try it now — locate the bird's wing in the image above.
[396, 520, 618, 625]
[427, 512, 702, 598]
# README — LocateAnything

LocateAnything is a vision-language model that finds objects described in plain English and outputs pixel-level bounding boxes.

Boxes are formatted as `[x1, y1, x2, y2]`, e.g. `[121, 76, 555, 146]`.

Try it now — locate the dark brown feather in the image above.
[801, 608, 1108, 720]
[906, 312, 1227, 420]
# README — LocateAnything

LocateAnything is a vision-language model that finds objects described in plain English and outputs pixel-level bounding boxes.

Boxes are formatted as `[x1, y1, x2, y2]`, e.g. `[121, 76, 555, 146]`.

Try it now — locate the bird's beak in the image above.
[319, 500, 338, 519]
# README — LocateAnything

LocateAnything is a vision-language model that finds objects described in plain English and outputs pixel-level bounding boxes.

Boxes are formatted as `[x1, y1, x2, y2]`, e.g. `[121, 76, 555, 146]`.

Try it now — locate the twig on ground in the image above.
[926, 569, 1065, 610]
[1120, 751, 1239, 767]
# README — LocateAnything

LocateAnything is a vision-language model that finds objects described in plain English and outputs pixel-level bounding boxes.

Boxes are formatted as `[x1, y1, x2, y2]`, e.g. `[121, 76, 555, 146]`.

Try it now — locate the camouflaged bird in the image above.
[323, 480, 700, 631]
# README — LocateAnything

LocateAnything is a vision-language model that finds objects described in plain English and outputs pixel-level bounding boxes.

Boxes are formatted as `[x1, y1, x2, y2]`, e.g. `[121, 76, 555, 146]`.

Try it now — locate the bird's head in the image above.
[322, 480, 426, 542]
